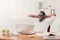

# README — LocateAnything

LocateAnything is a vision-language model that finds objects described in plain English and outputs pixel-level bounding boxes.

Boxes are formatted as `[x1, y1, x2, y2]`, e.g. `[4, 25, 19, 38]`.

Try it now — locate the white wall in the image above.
[51, 0, 60, 33]
[11, 0, 38, 23]
[0, 0, 11, 33]
[0, 0, 39, 34]
[0, 0, 15, 34]
[1, 0, 60, 34]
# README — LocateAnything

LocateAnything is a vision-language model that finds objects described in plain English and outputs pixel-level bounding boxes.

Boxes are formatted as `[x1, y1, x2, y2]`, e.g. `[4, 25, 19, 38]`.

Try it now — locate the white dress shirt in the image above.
[33, 16, 55, 33]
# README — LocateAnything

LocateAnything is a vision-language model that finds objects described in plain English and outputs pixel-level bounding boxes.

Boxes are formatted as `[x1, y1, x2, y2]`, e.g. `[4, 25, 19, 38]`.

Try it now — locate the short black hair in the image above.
[39, 11, 46, 22]
[40, 11, 46, 16]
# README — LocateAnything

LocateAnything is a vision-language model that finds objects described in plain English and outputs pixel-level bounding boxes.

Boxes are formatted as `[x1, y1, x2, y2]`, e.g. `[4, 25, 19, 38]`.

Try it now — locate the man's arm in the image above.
[28, 13, 56, 18]
[45, 13, 56, 18]
[28, 15, 40, 18]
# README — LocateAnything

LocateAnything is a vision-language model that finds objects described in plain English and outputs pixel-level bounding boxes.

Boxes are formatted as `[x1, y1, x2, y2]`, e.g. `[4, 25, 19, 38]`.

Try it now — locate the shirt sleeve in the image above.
[48, 16, 56, 25]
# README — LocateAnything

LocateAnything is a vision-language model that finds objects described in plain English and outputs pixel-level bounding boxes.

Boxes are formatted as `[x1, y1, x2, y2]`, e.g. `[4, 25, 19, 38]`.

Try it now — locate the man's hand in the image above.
[51, 13, 56, 16]
[28, 15, 35, 18]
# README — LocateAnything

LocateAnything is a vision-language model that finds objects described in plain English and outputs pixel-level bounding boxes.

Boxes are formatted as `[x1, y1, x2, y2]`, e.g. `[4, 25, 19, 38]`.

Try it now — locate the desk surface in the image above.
[0, 33, 60, 40]
[0, 34, 44, 40]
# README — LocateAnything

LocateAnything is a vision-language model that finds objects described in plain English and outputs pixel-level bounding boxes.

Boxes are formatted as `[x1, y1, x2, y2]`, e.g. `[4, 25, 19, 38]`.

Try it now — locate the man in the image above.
[29, 11, 56, 33]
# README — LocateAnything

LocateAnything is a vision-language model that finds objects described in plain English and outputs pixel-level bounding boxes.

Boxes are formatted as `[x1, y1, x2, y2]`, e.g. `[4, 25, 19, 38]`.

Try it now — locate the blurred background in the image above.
[0, 0, 60, 34]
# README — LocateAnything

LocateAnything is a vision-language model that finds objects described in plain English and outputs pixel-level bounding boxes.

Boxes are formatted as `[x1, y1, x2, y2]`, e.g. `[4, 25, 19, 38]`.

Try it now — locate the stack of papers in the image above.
[43, 35, 60, 39]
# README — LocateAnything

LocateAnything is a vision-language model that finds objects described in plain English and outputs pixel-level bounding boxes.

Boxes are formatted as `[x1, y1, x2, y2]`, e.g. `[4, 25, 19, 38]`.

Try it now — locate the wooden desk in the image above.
[0, 34, 44, 40]
[0, 35, 17, 40]
[0, 34, 60, 40]
[17, 34, 44, 40]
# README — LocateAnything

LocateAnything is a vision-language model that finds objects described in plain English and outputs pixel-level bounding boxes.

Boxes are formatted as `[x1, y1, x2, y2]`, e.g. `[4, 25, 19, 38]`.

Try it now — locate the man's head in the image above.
[39, 11, 46, 22]
[39, 11, 46, 18]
